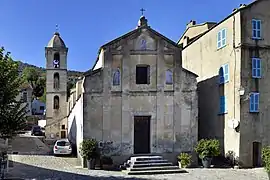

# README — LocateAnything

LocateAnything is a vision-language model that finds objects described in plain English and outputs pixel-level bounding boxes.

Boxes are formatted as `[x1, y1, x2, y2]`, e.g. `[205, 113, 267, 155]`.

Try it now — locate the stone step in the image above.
[128, 165, 179, 171]
[130, 156, 163, 162]
[125, 168, 187, 175]
[132, 162, 173, 168]
[133, 159, 168, 164]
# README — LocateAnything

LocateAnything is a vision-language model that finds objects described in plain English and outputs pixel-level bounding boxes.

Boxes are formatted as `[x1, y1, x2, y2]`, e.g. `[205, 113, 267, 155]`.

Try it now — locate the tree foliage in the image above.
[0, 47, 28, 139]
[22, 67, 45, 98]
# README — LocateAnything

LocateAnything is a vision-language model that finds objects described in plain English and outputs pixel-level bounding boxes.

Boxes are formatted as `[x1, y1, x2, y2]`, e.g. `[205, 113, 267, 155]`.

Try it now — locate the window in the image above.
[54, 73, 60, 89]
[219, 64, 229, 84]
[53, 52, 60, 68]
[219, 96, 227, 114]
[136, 65, 150, 84]
[112, 68, 120, 86]
[250, 93, 259, 112]
[165, 69, 173, 84]
[40, 106, 45, 111]
[252, 19, 261, 39]
[61, 125, 65, 129]
[53, 96, 59, 110]
[217, 29, 226, 49]
[252, 58, 261, 78]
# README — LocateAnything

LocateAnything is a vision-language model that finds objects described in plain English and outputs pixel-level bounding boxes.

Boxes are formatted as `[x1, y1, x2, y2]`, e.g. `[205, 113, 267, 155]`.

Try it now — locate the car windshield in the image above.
[56, 141, 70, 146]
[33, 126, 41, 130]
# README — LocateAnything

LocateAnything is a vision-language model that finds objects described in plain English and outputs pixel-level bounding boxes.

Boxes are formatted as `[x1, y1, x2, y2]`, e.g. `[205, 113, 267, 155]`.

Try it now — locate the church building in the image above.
[57, 15, 199, 166]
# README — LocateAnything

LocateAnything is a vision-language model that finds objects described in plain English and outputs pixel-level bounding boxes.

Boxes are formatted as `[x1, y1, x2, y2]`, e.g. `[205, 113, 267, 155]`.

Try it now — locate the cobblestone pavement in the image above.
[6, 155, 269, 180]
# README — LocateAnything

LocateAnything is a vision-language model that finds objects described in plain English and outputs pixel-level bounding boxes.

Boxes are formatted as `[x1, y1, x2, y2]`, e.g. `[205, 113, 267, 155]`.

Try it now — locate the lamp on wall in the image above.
[239, 86, 245, 96]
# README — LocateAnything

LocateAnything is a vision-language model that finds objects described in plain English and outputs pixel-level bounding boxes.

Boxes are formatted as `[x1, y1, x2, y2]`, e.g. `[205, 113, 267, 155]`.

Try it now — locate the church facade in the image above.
[67, 16, 198, 165]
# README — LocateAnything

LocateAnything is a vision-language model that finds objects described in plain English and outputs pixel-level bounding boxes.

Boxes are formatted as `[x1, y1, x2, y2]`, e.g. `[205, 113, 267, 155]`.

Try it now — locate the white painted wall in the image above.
[67, 95, 83, 165]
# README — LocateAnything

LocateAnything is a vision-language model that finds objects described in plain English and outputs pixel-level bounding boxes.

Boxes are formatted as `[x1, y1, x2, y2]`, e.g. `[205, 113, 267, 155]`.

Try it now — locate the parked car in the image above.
[31, 125, 43, 136]
[53, 139, 72, 156]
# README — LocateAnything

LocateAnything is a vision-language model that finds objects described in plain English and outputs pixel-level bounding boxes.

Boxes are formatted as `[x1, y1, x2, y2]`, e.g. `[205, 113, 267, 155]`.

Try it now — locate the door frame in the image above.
[133, 115, 151, 154]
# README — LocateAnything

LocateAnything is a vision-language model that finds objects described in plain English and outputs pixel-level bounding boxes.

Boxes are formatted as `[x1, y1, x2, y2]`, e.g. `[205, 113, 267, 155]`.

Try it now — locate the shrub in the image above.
[177, 153, 192, 168]
[262, 146, 270, 173]
[80, 138, 98, 160]
[194, 139, 220, 159]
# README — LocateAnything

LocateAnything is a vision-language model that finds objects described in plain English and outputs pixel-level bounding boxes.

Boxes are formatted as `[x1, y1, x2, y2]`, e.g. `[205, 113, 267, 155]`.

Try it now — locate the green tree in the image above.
[0, 47, 28, 139]
[22, 67, 45, 98]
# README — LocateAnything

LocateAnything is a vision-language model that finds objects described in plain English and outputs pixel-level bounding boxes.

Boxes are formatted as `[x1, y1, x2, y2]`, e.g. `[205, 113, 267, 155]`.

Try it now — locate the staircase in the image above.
[123, 155, 187, 175]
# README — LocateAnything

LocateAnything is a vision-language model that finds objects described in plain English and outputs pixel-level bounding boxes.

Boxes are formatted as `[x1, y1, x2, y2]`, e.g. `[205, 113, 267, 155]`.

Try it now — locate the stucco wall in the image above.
[82, 27, 198, 164]
[181, 12, 242, 159]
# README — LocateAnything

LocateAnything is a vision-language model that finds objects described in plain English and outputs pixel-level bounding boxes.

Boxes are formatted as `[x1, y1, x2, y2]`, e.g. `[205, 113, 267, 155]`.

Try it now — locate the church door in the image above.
[134, 116, 151, 154]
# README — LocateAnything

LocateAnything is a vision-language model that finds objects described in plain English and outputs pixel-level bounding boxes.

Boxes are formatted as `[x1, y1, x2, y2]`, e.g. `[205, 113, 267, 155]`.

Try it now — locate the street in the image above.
[3, 134, 269, 180]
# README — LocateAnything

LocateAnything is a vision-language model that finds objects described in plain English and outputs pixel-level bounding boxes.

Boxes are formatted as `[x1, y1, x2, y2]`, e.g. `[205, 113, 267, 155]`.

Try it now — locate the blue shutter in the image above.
[250, 93, 254, 112]
[257, 59, 261, 78]
[217, 31, 221, 48]
[222, 29, 226, 46]
[252, 20, 257, 38]
[252, 58, 257, 77]
[219, 67, 224, 84]
[254, 93, 259, 112]
[220, 96, 225, 114]
[257, 20, 261, 38]
[224, 96, 227, 113]
[224, 64, 229, 82]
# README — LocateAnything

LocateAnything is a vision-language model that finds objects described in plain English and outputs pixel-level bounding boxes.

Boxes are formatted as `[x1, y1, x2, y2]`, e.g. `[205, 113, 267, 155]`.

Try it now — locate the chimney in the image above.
[186, 20, 196, 29]
[183, 36, 190, 47]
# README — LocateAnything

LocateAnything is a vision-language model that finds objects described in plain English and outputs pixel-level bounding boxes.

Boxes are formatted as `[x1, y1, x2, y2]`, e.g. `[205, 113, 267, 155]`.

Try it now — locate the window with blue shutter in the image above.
[217, 29, 226, 49]
[219, 64, 229, 84]
[250, 93, 259, 112]
[252, 19, 262, 39]
[252, 58, 261, 78]
[219, 96, 227, 114]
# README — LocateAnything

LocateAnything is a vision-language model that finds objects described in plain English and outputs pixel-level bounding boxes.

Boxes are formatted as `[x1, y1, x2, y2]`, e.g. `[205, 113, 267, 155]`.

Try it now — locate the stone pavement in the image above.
[6, 155, 270, 180]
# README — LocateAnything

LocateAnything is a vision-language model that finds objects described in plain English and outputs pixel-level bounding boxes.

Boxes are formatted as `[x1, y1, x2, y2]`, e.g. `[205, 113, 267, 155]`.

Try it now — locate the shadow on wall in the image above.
[68, 116, 78, 157]
[7, 161, 148, 180]
[197, 74, 225, 162]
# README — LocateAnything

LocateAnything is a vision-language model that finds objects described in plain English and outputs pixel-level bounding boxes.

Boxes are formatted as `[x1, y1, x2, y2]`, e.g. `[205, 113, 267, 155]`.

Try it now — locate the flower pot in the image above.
[202, 157, 212, 168]
[87, 158, 96, 170]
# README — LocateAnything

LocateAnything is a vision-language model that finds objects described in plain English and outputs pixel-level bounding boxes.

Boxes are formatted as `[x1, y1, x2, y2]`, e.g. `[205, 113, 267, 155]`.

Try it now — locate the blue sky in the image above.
[1, 0, 251, 72]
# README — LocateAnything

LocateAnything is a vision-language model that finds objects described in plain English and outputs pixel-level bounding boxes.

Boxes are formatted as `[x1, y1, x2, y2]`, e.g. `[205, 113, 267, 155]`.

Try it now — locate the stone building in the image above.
[179, 0, 270, 167]
[67, 15, 198, 166]
[45, 32, 68, 139]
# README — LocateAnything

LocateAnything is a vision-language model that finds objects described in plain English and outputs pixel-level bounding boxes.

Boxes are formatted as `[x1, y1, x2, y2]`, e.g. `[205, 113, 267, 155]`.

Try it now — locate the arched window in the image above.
[54, 73, 60, 89]
[165, 69, 173, 84]
[53, 52, 60, 68]
[113, 68, 120, 86]
[54, 96, 60, 110]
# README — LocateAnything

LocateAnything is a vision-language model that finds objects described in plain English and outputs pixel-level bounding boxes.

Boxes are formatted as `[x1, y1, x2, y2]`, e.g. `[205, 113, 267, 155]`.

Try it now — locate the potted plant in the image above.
[80, 138, 98, 170]
[194, 139, 220, 168]
[262, 146, 270, 178]
[177, 152, 192, 168]
[100, 156, 114, 170]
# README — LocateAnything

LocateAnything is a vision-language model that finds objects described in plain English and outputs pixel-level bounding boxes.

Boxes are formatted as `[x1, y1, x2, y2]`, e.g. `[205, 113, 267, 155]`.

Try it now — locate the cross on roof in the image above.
[55, 24, 59, 32]
[140, 8, 146, 16]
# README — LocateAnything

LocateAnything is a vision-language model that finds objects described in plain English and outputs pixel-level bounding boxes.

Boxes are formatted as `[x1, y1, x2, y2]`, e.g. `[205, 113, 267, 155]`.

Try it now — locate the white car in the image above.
[53, 139, 72, 156]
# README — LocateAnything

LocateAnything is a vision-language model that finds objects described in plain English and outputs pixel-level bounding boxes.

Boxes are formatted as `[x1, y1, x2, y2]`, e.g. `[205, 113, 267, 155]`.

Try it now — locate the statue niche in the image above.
[54, 73, 60, 89]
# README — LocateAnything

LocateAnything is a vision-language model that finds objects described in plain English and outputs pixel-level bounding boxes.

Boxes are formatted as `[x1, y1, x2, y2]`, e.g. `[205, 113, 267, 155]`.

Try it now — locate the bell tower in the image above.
[45, 29, 68, 138]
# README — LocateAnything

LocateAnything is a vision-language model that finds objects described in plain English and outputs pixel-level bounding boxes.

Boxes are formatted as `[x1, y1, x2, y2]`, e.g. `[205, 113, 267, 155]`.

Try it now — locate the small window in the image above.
[252, 58, 261, 78]
[54, 96, 59, 110]
[165, 69, 173, 84]
[61, 125, 65, 129]
[136, 65, 150, 84]
[53, 52, 60, 68]
[40, 106, 45, 111]
[112, 68, 120, 86]
[252, 19, 262, 39]
[54, 73, 60, 89]
[217, 29, 226, 49]
[219, 96, 227, 114]
[250, 93, 259, 112]
[219, 64, 229, 84]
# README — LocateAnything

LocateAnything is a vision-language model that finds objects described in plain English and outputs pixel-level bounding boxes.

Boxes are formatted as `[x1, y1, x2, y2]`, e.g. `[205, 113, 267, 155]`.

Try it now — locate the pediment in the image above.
[132, 30, 157, 51]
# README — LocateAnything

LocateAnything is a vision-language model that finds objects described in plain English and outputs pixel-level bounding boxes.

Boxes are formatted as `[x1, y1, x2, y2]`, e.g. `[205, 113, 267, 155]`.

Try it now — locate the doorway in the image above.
[253, 141, 262, 167]
[60, 131, 66, 139]
[134, 116, 151, 154]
